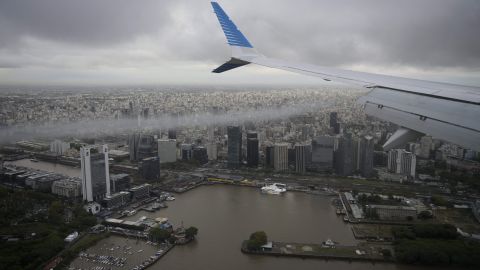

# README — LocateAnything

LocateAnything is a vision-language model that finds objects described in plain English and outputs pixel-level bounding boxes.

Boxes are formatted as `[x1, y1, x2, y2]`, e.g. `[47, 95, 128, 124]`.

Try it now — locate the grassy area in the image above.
[435, 209, 480, 234]
[352, 224, 398, 239]
[313, 246, 356, 256]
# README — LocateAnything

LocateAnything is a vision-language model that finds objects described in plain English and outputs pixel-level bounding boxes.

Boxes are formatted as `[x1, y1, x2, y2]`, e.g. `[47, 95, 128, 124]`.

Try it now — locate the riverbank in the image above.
[241, 240, 394, 263]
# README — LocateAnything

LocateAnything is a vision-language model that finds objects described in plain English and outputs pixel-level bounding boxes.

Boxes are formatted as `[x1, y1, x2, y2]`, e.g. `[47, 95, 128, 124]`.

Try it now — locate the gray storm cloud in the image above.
[0, 100, 334, 143]
[0, 0, 479, 85]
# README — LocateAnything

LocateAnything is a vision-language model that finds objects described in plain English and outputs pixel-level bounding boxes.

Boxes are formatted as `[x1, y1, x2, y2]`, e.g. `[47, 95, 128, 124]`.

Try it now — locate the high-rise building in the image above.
[168, 129, 177, 140]
[140, 156, 160, 181]
[180, 144, 193, 161]
[138, 134, 157, 160]
[388, 149, 416, 178]
[80, 145, 110, 202]
[288, 148, 296, 168]
[206, 143, 218, 160]
[129, 101, 134, 117]
[329, 112, 337, 128]
[247, 132, 257, 139]
[208, 126, 215, 142]
[192, 146, 209, 165]
[310, 136, 334, 172]
[50, 139, 70, 155]
[129, 133, 157, 162]
[419, 136, 433, 159]
[110, 174, 131, 193]
[359, 135, 374, 177]
[265, 145, 274, 168]
[227, 126, 242, 169]
[373, 151, 388, 167]
[295, 144, 307, 174]
[246, 132, 259, 167]
[158, 139, 177, 163]
[129, 133, 140, 161]
[142, 108, 149, 119]
[330, 112, 340, 134]
[335, 135, 355, 176]
[273, 143, 289, 172]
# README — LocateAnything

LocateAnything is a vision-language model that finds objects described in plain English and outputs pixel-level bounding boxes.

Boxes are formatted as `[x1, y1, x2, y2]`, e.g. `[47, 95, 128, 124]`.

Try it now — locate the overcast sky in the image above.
[0, 0, 479, 87]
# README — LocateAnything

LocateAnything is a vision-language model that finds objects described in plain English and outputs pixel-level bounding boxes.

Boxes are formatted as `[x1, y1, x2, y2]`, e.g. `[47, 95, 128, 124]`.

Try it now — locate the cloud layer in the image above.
[0, 0, 479, 86]
[0, 100, 335, 143]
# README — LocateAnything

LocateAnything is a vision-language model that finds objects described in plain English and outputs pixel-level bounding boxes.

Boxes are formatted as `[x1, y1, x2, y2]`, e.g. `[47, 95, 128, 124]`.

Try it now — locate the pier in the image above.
[241, 241, 393, 263]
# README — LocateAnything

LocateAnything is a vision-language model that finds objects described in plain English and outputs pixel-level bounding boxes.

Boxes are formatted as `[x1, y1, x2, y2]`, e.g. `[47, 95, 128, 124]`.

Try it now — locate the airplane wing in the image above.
[210, 1, 480, 151]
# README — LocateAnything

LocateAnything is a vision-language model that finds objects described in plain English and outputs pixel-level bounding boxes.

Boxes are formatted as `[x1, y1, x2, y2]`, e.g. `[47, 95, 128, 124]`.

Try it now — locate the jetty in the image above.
[241, 241, 393, 263]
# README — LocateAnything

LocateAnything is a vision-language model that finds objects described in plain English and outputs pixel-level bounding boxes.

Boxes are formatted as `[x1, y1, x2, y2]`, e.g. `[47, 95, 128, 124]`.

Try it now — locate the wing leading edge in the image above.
[210, 2, 480, 151]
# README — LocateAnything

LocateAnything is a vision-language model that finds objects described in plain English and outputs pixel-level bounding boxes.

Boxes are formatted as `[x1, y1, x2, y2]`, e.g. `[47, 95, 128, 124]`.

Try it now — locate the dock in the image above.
[241, 241, 393, 263]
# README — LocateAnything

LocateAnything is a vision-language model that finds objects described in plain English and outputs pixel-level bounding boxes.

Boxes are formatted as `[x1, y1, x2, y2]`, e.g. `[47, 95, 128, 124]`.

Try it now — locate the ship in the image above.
[261, 183, 287, 195]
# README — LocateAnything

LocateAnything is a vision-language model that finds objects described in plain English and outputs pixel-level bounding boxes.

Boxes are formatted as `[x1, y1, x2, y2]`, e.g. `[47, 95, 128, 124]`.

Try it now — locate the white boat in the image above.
[126, 210, 137, 216]
[261, 183, 287, 195]
[165, 196, 175, 201]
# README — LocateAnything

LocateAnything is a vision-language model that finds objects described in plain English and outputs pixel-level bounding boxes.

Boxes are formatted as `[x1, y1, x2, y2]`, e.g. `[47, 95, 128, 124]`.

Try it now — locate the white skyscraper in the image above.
[388, 149, 416, 178]
[206, 143, 218, 160]
[274, 143, 289, 172]
[50, 139, 70, 155]
[80, 145, 110, 202]
[158, 139, 177, 163]
[103, 145, 110, 197]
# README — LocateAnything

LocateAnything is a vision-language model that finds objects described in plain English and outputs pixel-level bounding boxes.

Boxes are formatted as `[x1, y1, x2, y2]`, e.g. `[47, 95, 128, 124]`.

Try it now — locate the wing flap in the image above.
[212, 58, 250, 73]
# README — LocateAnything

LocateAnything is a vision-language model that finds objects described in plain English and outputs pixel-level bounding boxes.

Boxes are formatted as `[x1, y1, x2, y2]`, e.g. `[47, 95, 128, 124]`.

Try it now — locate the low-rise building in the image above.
[367, 205, 417, 221]
[26, 173, 63, 192]
[110, 174, 131, 193]
[51, 178, 82, 198]
[103, 191, 131, 209]
[139, 156, 160, 181]
[129, 183, 151, 200]
[344, 192, 356, 204]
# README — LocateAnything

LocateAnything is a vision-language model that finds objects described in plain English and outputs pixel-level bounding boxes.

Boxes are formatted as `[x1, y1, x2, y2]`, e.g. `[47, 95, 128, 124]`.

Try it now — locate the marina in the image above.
[68, 235, 170, 270]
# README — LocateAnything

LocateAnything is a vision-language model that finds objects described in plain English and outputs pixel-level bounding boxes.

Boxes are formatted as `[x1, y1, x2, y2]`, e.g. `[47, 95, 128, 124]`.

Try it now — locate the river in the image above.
[5, 158, 80, 177]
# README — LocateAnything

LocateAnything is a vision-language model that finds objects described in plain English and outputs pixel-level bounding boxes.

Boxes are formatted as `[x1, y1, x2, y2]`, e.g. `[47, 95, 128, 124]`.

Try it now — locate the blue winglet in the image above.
[211, 2, 253, 48]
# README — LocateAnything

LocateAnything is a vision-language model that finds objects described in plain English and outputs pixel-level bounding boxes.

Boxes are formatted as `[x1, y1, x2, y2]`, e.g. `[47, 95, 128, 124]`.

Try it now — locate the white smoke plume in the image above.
[0, 100, 335, 143]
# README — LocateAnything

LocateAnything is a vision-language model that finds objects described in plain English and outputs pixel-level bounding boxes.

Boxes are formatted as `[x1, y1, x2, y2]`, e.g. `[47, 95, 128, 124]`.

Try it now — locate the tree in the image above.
[418, 210, 433, 220]
[392, 226, 416, 240]
[247, 231, 268, 251]
[413, 224, 458, 239]
[381, 249, 392, 257]
[149, 227, 171, 243]
[48, 201, 64, 225]
[431, 196, 449, 207]
[185, 226, 198, 239]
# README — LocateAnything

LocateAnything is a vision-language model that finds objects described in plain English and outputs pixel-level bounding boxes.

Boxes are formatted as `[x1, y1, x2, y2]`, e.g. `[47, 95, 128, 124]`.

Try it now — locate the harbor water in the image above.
[9, 159, 436, 270]
[126, 185, 429, 270]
